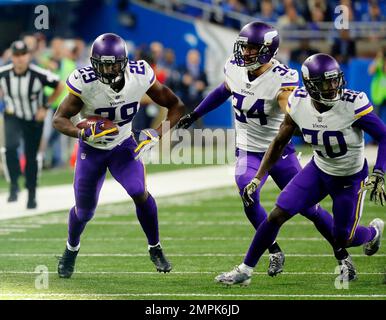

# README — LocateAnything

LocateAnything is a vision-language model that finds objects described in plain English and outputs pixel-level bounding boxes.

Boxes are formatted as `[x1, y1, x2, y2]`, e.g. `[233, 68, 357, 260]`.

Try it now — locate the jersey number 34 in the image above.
[232, 93, 267, 125]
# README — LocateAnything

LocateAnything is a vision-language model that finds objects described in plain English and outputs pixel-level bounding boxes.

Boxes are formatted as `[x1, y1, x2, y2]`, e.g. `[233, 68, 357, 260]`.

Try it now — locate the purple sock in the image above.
[244, 219, 281, 267]
[348, 225, 377, 247]
[67, 206, 88, 248]
[135, 193, 159, 246]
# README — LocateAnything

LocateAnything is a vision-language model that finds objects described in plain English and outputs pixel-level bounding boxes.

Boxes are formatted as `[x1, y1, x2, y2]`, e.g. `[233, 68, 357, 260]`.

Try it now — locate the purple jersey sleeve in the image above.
[353, 111, 386, 173]
[193, 82, 232, 118]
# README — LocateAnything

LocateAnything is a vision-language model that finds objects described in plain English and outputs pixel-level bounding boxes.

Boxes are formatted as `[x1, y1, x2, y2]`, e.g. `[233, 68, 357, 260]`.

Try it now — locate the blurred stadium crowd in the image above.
[146, 0, 386, 31]
[0, 0, 385, 172]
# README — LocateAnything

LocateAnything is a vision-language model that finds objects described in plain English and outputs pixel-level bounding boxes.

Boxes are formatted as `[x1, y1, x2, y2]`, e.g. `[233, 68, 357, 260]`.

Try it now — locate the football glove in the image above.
[359, 170, 386, 206]
[242, 177, 261, 207]
[176, 112, 199, 129]
[134, 128, 159, 160]
[78, 121, 118, 144]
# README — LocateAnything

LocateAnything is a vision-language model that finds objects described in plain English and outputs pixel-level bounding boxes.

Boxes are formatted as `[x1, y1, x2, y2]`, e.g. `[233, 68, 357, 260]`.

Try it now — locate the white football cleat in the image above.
[215, 266, 251, 286]
[363, 218, 384, 256]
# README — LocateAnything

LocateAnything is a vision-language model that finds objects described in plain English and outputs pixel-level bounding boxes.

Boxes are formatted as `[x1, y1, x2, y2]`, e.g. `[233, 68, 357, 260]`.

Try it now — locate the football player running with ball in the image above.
[53, 33, 185, 278]
[178, 22, 356, 278]
[216, 53, 385, 286]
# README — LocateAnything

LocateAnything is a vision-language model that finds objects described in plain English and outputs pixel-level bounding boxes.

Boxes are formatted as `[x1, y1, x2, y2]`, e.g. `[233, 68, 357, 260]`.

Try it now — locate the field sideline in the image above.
[0, 182, 385, 300]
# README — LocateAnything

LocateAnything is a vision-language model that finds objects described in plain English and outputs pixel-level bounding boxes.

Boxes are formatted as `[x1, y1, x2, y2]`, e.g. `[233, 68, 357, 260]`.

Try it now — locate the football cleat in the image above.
[268, 251, 285, 277]
[363, 218, 384, 256]
[57, 247, 79, 278]
[149, 244, 172, 273]
[215, 266, 251, 286]
[338, 255, 357, 281]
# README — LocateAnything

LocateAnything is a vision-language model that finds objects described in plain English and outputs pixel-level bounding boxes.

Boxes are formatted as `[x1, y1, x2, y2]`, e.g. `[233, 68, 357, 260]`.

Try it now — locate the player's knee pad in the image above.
[75, 207, 95, 222]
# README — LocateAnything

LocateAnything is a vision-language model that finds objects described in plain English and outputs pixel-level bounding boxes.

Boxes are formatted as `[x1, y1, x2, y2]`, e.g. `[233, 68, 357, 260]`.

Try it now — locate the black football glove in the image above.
[176, 112, 199, 129]
[359, 169, 386, 206]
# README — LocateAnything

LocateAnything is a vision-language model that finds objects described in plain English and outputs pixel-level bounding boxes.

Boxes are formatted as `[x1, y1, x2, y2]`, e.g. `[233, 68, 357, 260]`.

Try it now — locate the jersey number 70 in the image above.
[302, 128, 348, 158]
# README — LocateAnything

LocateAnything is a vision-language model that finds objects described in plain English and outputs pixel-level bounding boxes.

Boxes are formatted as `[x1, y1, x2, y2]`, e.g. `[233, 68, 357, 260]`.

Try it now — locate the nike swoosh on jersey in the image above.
[282, 154, 288, 159]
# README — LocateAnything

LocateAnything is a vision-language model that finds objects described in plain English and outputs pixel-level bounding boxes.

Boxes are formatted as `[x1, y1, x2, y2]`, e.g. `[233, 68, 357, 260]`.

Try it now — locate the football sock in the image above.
[66, 241, 80, 252]
[148, 242, 161, 250]
[268, 241, 282, 254]
[135, 193, 159, 246]
[244, 219, 281, 268]
[67, 206, 87, 248]
[348, 225, 377, 247]
[334, 248, 349, 260]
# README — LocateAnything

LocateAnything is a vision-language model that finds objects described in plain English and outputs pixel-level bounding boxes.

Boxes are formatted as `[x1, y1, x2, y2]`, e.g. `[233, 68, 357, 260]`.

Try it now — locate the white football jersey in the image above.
[66, 60, 156, 150]
[224, 56, 299, 152]
[287, 87, 373, 176]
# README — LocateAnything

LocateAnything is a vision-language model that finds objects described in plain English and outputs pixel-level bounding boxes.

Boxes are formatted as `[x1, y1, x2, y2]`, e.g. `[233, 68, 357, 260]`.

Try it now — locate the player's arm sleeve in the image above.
[65, 69, 83, 98]
[353, 111, 386, 173]
[193, 82, 232, 118]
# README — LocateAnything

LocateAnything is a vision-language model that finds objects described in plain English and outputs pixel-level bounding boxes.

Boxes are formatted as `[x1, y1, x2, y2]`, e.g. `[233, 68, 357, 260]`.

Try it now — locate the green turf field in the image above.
[0, 182, 385, 300]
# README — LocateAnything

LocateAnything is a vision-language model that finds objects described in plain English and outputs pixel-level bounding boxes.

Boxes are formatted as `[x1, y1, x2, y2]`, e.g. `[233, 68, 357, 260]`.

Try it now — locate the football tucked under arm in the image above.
[76, 116, 119, 143]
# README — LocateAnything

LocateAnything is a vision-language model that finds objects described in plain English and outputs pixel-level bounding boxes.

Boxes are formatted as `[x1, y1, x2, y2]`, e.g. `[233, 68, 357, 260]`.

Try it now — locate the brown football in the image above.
[76, 116, 118, 135]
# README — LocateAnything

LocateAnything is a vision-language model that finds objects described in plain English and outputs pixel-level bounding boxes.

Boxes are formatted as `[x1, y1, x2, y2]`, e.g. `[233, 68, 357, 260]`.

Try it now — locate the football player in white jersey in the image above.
[53, 33, 185, 278]
[216, 53, 386, 286]
[178, 22, 353, 278]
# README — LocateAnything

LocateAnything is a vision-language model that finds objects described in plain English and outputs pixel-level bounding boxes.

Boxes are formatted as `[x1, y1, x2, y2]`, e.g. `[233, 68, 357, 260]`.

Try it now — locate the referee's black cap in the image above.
[11, 40, 29, 55]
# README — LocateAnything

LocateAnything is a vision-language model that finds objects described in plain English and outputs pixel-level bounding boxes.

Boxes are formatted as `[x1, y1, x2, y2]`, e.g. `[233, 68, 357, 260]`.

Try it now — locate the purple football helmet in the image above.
[90, 33, 128, 85]
[301, 53, 346, 106]
[233, 21, 280, 71]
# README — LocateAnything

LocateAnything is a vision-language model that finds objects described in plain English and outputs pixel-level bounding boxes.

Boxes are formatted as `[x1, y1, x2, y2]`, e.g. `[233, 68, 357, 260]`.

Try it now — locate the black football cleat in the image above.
[268, 251, 285, 277]
[58, 247, 79, 278]
[149, 244, 172, 273]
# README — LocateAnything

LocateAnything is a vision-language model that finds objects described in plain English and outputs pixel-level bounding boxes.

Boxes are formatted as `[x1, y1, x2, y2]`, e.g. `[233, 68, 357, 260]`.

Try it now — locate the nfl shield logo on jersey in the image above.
[81, 153, 86, 160]
[246, 83, 251, 89]
[317, 116, 323, 122]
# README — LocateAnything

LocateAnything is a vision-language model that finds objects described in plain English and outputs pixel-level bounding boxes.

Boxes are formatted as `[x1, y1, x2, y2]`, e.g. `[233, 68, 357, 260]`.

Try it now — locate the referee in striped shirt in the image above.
[0, 40, 64, 209]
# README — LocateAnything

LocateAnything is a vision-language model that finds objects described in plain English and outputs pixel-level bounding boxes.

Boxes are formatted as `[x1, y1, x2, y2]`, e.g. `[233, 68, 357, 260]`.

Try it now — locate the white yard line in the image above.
[0, 253, 384, 257]
[0, 147, 379, 222]
[0, 165, 236, 220]
[2, 237, 326, 241]
[0, 271, 383, 275]
[0, 220, 314, 226]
